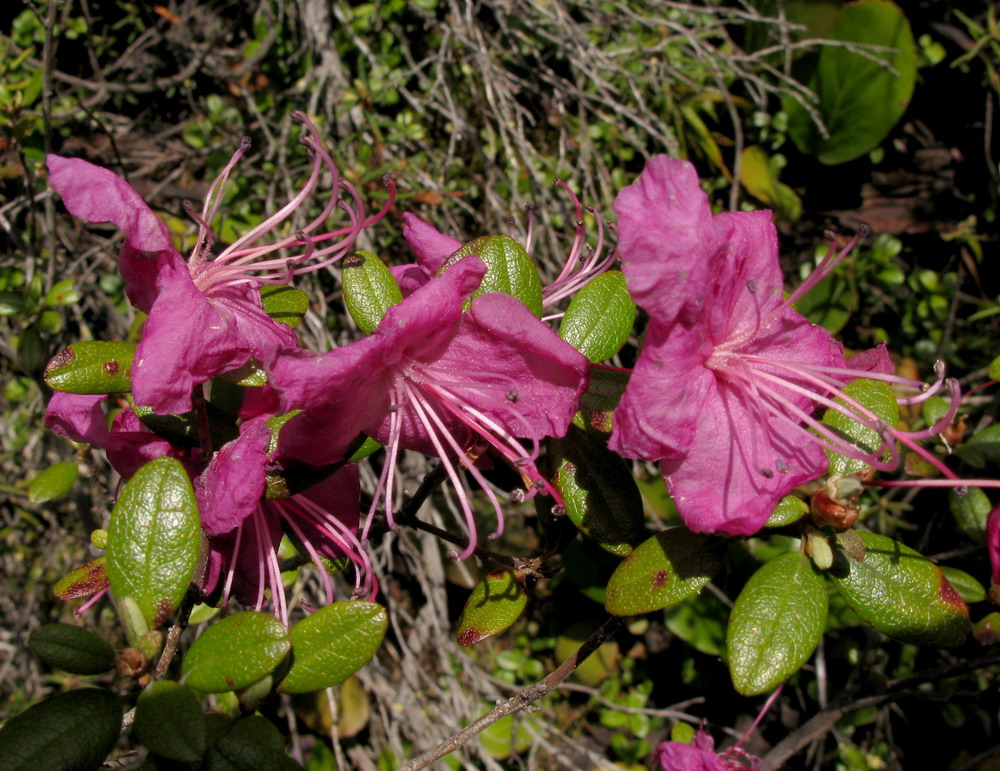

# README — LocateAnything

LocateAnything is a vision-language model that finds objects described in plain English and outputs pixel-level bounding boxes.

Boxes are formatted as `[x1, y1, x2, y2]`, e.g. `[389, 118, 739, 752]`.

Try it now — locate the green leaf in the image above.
[727, 552, 828, 696]
[202, 714, 303, 770]
[738, 145, 802, 222]
[455, 571, 528, 647]
[44, 278, 82, 307]
[135, 681, 207, 763]
[558, 271, 636, 363]
[342, 250, 403, 333]
[0, 289, 25, 316]
[949, 487, 991, 544]
[988, 354, 1000, 383]
[442, 235, 543, 316]
[278, 601, 387, 693]
[260, 284, 310, 329]
[105, 457, 201, 631]
[664, 590, 728, 657]
[604, 529, 725, 616]
[27, 461, 78, 503]
[44, 340, 136, 394]
[0, 689, 122, 771]
[765, 495, 809, 528]
[821, 378, 899, 475]
[53, 556, 109, 600]
[182, 611, 291, 693]
[549, 427, 645, 556]
[27, 623, 116, 675]
[793, 267, 858, 336]
[828, 531, 970, 647]
[956, 424, 1000, 469]
[573, 366, 629, 434]
[786, 0, 917, 164]
[939, 566, 986, 604]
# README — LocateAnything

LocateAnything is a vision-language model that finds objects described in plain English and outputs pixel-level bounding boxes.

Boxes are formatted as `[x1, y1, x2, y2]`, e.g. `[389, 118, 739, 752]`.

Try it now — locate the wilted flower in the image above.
[610, 156, 961, 535]
[46, 112, 394, 415]
[268, 256, 590, 558]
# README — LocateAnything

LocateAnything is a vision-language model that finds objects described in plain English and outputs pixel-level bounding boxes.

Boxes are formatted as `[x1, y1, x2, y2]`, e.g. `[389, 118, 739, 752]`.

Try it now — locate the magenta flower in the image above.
[655, 727, 761, 770]
[609, 156, 960, 535]
[46, 113, 394, 415]
[268, 256, 590, 558]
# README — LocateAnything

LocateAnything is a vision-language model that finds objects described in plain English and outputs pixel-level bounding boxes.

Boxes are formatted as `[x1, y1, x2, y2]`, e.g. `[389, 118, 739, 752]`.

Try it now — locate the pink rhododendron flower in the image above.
[268, 256, 590, 558]
[656, 727, 762, 770]
[610, 156, 960, 535]
[46, 113, 394, 415]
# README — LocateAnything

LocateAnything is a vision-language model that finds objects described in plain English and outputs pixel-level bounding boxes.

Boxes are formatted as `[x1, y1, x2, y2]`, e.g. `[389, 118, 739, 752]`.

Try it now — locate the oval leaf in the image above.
[822, 378, 899, 475]
[727, 552, 828, 696]
[558, 271, 636, 363]
[605, 529, 725, 616]
[342, 250, 403, 333]
[202, 714, 302, 770]
[279, 602, 387, 694]
[455, 571, 528, 647]
[183, 611, 291, 693]
[956, 424, 1000, 469]
[44, 340, 136, 394]
[260, 284, 310, 329]
[443, 235, 543, 316]
[106, 457, 201, 630]
[27, 461, 78, 503]
[135, 681, 207, 762]
[765, 495, 809, 528]
[0, 688, 122, 771]
[28, 623, 116, 675]
[829, 531, 970, 647]
[550, 427, 645, 556]
[949, 486, 990, 544]
[53, 556, 109, 600]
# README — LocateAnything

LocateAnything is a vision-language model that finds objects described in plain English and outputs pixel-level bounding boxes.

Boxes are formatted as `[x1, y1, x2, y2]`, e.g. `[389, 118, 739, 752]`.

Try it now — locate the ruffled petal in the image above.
[196, 417, 270, 536]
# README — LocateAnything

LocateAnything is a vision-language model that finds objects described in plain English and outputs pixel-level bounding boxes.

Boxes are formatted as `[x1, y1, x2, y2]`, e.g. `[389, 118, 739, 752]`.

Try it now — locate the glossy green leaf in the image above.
[455, 571, 528, 647]
[44, 278, 82, 307]
[28, 623, 116, 675]
[27, 461, 78, 503]
[260, 284, 310, 328]
[727, 552, 828, 696]
[828, 531, 970, 647]
[202, 714, 303, 770]
[956, 424, 1000, 469]
[183, 611, 291, 693]
[939, 566, 986, 604]
[135, 681, 206, 763]
[0, 688, 122, 771]
[106, 457, 201, 631]
[342, 250, 403, 333]
[765, 495, 809, 528]
[442, 235, 543, 316]
[558, 271, 636, 363]
[279, 601, 387, 693]
[949, 487, 991, 544]
[549, 427, 645, 556]
[53, 556, 109, 600]
[44, 340, 136, 394]
[786, 0, 916, 164]
[821, 378, 899, 475]
[605, 529, 725, 616]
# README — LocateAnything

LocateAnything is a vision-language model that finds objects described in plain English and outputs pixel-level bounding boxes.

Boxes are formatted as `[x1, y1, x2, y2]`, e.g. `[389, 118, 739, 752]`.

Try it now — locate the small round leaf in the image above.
[278, 602, 386, 694]
[456, 571, 528, 647]
[183, 611, 291, 693]
[27, 461, 79, 503]
[28, 623, 116, 675]
[558, 271, 636, 363]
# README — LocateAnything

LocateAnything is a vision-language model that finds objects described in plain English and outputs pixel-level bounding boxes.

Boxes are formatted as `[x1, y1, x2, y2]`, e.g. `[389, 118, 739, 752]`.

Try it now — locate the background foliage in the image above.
[2, 0, 999, 769]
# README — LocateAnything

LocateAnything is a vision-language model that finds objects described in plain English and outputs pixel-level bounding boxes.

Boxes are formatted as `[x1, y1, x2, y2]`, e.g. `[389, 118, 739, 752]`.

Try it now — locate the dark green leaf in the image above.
[105, 457, 201, 632]
[135, 681, 206, 763]
[28, 624, 116, 675]
[558, 271, 636, 363]
[442, 235, 543, 316]
[202, 715, 303, 770]
[727, 552, 828, 696]
[949, 487, 991, 544]
[550, 427, 645, 556]
[44, 340, 136, 394]
[573, 366, 629, 434]
[605, 529, 725, 616]
[828, 531, 970, 647]
[53, 557, 109, 601]
[0, 689, 121, 771]
[182, 611, 291, 693]
[27, 461, 78, 503]
[0, 289, 25, 316]
[956, 424, 1000, 469]
[342, 250, 403, 333]
[279, 601, 387, 693]
[786, 0, 916, 164]
[664, 590, 728, 657]
[260, 284, 310, 329]
[455, 571, 527, 647]
[939, 566, 986, 604]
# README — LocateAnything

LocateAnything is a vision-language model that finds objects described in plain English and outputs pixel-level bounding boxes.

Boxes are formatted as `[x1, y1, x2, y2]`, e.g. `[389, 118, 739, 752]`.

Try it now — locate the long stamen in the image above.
[784, 225, 869, 309]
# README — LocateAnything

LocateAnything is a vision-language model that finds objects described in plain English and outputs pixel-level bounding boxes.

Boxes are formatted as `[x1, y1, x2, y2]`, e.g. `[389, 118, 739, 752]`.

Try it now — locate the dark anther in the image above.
[857, 224, 871, 237]
[747, 279, 758, 293]
[239, 136, 251, 151]
[505, 391, 519, 403]
[761, 468, 774, 479]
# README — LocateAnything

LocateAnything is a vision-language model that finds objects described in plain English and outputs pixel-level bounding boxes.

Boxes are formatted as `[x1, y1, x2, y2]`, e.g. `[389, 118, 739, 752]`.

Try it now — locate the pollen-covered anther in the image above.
[505, 391, 519, 403]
